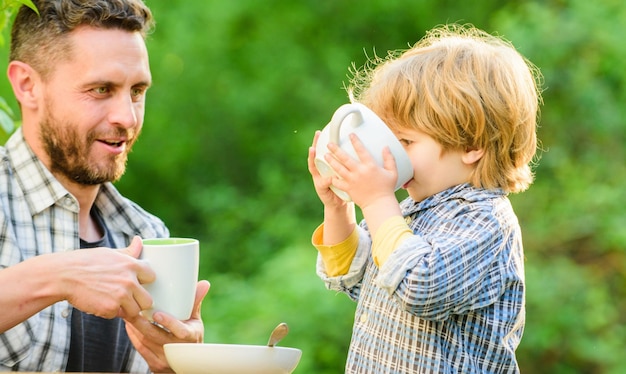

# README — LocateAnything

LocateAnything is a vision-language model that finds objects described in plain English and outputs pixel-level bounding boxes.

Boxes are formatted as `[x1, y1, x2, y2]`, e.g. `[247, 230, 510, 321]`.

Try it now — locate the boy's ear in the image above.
[462, 147, 484, 165]
[7, 61, 40, 110]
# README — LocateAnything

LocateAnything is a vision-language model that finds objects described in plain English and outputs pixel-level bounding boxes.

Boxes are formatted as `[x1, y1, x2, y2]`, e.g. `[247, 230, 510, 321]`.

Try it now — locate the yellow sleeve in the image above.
[311, 224, 358, 277]
[371, 216, 413, 267]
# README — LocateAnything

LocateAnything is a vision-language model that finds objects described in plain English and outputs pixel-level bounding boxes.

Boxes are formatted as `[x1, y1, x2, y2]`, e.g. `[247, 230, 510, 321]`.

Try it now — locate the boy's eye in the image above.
[399, 139, 413, 146]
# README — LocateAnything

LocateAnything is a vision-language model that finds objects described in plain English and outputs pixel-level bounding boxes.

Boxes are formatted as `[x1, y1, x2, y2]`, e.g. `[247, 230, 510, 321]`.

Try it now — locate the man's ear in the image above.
[7, 61, 40, 110]
[462, 147, 484, 165]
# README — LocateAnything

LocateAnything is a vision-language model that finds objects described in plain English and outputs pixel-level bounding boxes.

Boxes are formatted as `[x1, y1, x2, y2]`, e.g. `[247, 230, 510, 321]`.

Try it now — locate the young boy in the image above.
[307, 24, 542, 373]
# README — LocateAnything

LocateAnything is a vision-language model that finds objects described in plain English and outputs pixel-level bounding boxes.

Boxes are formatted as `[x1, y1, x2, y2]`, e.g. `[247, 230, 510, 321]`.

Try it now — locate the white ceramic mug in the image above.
[141, 238, 199, 321]
[314, 102, 413, 201]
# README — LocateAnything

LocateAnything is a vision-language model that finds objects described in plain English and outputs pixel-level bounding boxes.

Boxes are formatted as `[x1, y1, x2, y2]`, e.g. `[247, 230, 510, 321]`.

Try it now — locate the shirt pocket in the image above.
[0, 319, 36, 368]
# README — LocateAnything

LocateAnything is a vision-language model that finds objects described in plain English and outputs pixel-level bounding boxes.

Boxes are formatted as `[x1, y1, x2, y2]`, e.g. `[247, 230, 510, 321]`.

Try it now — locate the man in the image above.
[0, 0, 210, 372]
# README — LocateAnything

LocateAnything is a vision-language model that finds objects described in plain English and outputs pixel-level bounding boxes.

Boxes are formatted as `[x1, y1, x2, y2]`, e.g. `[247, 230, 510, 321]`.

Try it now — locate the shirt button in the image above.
[61, 308, 71, 318]
[360, 313, 368, 323]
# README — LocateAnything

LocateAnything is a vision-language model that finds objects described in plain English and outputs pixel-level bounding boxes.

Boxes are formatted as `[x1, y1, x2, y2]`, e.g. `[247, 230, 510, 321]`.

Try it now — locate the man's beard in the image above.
[40, 112, 137, 185]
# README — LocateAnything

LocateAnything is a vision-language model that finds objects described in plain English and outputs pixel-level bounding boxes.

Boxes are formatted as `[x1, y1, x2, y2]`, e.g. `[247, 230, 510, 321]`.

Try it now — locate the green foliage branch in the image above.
[0, 0, 37, 136]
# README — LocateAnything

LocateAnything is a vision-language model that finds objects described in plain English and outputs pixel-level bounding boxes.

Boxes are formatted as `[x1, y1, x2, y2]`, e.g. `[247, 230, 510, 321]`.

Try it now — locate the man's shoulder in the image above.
[0, 128, 37, 173]
[0, 144, 10, 172]
[96, 183, 168, 237]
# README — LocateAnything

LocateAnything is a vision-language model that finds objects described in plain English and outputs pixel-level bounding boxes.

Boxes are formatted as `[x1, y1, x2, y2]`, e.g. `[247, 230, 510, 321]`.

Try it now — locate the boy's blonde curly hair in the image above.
[349, 24, 543, 193]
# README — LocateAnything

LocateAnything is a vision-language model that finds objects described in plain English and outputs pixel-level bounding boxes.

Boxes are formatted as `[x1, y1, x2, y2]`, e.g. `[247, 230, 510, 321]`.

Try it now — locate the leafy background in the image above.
[1, 0, 625, 373]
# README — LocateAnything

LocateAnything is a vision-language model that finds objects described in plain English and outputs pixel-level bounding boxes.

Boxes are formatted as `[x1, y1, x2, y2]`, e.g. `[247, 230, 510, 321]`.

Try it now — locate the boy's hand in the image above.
[324, 133, 398, 209]
[308, 131, 351, 208]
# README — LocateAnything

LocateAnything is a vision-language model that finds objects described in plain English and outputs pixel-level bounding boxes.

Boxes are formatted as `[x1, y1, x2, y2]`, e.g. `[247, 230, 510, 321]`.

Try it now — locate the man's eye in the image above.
[93, 87, 109, 95]
[131, 88, 144, 97]
[131, 87, 148, 101]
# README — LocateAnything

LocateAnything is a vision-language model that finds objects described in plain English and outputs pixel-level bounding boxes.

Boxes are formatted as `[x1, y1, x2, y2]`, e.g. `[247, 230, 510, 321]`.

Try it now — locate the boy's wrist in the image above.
[360, 195, 400, 217]
[361, 195, 403, 239]
[324, 201, 356, 221]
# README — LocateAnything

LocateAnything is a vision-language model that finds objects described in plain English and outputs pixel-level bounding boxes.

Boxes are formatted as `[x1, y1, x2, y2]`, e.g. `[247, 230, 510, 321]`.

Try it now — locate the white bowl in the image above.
[164, 343, 302, 374]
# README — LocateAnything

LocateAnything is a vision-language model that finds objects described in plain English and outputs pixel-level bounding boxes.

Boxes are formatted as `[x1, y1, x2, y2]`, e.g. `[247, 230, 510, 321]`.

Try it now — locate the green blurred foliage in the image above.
[1, 0, 625, 372]
[496, 1, 626, 372]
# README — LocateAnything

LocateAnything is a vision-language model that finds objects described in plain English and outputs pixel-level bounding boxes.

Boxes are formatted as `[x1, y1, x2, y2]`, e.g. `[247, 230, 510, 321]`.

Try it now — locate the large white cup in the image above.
[314, 102, 413, 201]
[141, 238, 199, 321]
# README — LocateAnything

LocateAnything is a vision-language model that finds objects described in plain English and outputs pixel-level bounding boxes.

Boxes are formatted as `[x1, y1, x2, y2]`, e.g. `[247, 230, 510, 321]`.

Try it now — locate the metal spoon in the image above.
[267, 322, 289, 347]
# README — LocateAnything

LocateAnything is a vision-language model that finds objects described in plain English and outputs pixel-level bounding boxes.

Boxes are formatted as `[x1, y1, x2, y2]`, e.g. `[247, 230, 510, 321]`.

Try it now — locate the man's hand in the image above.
[124, 280, 210, 373]
[63, 236, 155, 319]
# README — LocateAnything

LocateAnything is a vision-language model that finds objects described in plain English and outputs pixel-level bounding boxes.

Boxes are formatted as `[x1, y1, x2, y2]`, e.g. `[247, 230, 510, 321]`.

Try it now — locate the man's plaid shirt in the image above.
[0, 128, 168, 372]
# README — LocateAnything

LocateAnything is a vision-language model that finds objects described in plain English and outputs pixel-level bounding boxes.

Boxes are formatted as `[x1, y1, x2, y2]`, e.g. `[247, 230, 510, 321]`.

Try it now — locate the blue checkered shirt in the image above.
[0, 128, 168, 372]
[316, 184, 525, 373]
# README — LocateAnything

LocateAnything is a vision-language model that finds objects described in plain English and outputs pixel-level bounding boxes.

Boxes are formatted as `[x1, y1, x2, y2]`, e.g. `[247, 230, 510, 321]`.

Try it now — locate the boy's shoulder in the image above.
[402, 184, 506, 213]
[402, 185, 518, 236]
